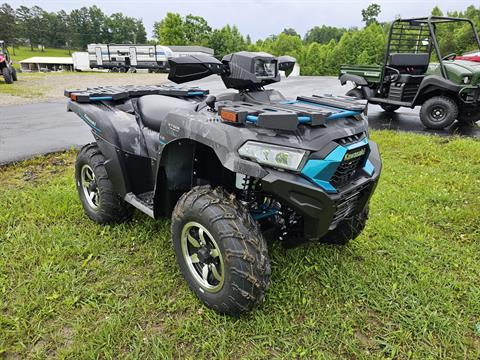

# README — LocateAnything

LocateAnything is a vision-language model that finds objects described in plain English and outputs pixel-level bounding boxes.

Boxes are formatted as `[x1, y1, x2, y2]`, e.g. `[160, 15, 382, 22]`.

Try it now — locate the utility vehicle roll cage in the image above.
[381, 16, 480, 83]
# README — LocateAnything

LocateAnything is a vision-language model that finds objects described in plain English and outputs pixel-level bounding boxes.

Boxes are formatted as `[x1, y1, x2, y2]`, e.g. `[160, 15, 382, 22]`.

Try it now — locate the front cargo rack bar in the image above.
[217, 93, 366, 129]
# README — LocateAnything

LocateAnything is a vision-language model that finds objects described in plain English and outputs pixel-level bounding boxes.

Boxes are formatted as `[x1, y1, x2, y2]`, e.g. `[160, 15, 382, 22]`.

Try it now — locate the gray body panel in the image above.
[68, 89, 370, 180]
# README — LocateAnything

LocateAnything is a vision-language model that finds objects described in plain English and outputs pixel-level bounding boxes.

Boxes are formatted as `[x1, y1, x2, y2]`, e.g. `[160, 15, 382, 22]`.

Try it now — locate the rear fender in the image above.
[69, 100, 149, 196]
[339, 74, 369, 86]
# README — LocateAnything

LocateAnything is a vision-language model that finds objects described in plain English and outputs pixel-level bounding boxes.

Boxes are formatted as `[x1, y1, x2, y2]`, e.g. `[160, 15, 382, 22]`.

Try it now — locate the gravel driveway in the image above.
[0, 72, 168, 106]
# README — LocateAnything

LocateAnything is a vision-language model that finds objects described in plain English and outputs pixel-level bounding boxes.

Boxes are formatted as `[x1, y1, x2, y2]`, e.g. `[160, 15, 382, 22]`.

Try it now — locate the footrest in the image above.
[124, 192, 154, 218]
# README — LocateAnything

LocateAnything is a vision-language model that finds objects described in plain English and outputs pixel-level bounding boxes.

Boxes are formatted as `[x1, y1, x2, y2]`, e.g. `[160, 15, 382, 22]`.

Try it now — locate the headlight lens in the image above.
[463, 76, 470, 84]
[238, 141, 307, 171]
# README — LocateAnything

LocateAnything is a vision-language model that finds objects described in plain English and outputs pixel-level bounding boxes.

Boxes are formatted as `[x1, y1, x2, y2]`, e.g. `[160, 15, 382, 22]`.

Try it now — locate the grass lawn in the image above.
[0, 131, 479, 359]
[0, 72, 49, 98]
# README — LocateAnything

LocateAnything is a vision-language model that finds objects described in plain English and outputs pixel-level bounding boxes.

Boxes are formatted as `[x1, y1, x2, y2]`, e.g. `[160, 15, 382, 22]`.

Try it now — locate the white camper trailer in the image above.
[87, 44, 173, 72]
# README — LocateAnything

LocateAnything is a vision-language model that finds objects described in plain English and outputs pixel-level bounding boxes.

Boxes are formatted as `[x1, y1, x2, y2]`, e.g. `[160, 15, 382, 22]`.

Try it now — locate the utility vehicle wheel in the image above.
[111, 67, 119, 73]
[11, 67, 18, 81]
[2, 67, 13, 84]
[419, 96, 458, 129]
[380, 104, 400, 112]
[171, 185, 270, 316]
[319, 207, 369, 245]
[75, 143, 133, 224]
[346, 88, 364, 99]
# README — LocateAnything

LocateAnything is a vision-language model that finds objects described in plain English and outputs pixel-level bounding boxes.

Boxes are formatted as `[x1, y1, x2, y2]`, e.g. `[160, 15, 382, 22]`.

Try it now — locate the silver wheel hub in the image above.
[80, 164, 100, 210]
[181, 221, 224, 293]
[431, 106, 446, 121]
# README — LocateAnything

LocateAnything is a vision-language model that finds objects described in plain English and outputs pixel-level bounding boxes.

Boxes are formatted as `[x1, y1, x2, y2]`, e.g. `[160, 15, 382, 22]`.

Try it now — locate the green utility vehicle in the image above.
[339, 16, 480, 129]
[0, 41, 17, 84]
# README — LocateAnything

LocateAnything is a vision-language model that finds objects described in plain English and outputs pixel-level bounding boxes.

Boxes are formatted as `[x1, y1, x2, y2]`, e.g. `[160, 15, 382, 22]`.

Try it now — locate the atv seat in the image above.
[137, 95, 196, 131]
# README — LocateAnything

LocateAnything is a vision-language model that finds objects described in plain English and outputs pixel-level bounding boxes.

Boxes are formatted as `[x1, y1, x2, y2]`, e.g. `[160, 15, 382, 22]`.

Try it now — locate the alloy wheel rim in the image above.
[181, 221, 225, 293]
[80, 164, 100, 210]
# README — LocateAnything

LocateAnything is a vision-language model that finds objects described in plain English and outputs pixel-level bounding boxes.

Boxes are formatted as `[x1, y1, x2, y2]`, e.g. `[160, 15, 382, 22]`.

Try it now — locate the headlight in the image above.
[463, 76, 471, 84]
[238, 141, 307, 171]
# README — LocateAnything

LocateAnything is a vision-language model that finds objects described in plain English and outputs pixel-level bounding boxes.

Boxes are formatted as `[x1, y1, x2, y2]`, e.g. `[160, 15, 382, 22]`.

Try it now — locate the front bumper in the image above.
[459, 85, 480, 104]
[261, 141, 381, 240]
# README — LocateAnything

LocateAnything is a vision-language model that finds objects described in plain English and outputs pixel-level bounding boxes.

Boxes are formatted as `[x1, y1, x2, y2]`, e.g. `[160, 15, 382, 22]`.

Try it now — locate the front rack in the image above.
[218, 94, 367, 130]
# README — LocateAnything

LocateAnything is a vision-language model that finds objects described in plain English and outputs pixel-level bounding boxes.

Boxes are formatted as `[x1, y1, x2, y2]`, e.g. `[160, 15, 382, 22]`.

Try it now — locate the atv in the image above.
[66, 51, 382, 315]
[0, 41, 17, 84]
[339, 16, 480, 129]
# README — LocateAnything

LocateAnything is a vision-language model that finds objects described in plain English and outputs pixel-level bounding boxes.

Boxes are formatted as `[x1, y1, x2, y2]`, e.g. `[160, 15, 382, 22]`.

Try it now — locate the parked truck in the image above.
[339, 16, 480, 129]
[87, 44, 173, 72]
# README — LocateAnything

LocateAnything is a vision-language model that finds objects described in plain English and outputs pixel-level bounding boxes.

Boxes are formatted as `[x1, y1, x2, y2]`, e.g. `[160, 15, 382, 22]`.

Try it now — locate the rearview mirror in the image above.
[168, 55, 223, 84]
[278, 55, 296, 77]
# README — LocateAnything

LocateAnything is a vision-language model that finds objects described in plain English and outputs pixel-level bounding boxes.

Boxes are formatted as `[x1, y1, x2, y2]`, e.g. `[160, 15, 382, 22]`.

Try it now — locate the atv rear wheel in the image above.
[75, 143, 133, 224]
[420, 96, 458, 129]
[11, 67, 17, 81]
[380, 104, 400, 112]
[171, 185, 270, 316]
[319, 207, 369, 245]
[346, 88, 364, 99]
[2, 67, 13, 84]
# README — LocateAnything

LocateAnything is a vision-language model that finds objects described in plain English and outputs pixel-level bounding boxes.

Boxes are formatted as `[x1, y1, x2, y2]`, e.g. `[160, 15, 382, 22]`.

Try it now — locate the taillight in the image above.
[0, 55, 5, 63]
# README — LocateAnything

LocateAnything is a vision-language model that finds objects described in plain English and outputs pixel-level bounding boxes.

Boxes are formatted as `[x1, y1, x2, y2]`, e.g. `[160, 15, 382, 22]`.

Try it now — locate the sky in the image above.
[7, 0, 478, 40]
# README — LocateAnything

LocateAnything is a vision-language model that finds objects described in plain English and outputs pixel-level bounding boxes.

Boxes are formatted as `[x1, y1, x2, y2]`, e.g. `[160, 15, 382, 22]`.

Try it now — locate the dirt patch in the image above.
[0, 72, 168, 107]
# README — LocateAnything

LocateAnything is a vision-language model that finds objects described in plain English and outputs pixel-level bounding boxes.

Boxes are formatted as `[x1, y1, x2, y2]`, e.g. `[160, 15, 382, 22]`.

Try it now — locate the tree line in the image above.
[154, 4, 480, 75]
[0, 3, 147, 52]
[1, 3, 479, 75]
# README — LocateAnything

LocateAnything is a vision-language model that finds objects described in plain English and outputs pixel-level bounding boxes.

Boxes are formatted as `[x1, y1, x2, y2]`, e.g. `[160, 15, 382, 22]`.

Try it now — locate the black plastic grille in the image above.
[330, 147, 367, 188]
[331, 182, 369, 227]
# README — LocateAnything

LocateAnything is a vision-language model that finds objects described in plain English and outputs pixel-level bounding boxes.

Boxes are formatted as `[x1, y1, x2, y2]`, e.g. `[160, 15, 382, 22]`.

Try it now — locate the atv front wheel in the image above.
[171, 185, 270, 316]
[380, 104, 400, 112]
[420, 96, 458, 129]
[75, 143, 133, 224]
[319, 207, 369, 245]
[2, 67, 13, 84]
[11, 67, 17, 81]
[346, 88, 364, 99]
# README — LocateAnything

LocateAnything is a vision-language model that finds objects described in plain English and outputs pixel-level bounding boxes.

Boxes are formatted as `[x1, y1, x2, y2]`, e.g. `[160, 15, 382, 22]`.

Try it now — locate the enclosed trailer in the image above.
[87, 44, 173, 72]
[72, 52, 90, 71]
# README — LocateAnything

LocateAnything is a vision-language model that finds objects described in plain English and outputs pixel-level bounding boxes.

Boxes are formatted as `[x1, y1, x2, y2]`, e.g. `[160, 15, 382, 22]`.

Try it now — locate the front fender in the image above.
[412, 75, 462, 106]
[158, 109, 268, 179]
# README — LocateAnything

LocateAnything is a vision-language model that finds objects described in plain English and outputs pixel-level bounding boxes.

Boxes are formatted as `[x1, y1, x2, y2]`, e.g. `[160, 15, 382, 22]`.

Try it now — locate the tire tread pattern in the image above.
[171, 185, 270, 316]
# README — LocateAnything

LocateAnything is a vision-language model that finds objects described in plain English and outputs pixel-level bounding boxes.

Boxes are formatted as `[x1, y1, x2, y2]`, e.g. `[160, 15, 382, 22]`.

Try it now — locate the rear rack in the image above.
[64, 84, 209, 103]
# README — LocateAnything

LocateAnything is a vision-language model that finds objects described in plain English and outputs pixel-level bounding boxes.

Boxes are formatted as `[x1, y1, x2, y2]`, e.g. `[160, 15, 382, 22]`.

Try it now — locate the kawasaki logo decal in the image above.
[344, 148, 366, 161]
